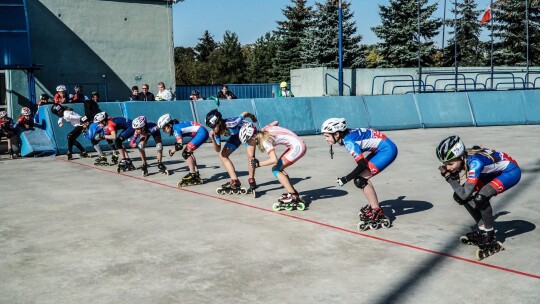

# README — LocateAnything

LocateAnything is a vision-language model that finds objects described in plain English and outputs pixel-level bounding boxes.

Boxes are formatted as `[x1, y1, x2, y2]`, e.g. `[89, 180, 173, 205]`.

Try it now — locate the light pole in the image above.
[338, 0, 343, 96]
[417, 0, 422, 93]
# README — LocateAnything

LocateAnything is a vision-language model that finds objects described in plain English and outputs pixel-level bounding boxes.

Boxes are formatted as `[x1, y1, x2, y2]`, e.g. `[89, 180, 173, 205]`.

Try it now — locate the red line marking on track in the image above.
[61, 158, 540, 280]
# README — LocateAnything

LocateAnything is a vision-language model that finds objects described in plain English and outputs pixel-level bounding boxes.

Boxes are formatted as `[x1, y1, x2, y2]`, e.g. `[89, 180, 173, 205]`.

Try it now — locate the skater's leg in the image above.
[273, 161, 296, 194]
[154, 137, 163, 163]
[137, 139, 147, 164]
[462, 202, 482, 224]
[220, 147, 238, 180]
[246, 137, 257, 180]
[358, 171, 379, 209]
[474, 185, 497, 230]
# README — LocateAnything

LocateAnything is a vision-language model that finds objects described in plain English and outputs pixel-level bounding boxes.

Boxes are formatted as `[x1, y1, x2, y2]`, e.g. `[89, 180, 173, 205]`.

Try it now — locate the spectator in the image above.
[155, 81, 174, 101]
[70, 85, 90, 103]
[34, 93, 50, 123]
[137, 83, 155, 101]
[217, 85, 237, 100]
[16, 107, 34, 131]
[129, 86, 140, 101]
[278, 81, 294, 98]
[0, 111, 19, 158]
[84, 91, 101, 120]
[54, 85, 69, 104]
[189, 89, 204, 101]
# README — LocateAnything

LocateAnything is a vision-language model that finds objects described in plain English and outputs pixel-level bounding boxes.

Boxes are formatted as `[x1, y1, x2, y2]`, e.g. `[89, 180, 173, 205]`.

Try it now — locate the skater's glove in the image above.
[168, 149, 175, 157]
[336, 176, 348, 187]
[250, 158, 260, 168]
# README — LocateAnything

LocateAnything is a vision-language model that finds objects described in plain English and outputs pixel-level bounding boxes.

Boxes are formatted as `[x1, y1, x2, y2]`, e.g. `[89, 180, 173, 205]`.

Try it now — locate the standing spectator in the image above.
[189, 89, 204, 101]
[217, 85, 237, 100]
[54, 85, 69, 104]
[155, 81, 174, 101]
[34, 93, 51, 124]
[129, 86, 140, 101]
[84, 92, 101, 120]
[69, 85, 89, 103]
[277, 82, 294, 98]
[137, 83, 155, 101]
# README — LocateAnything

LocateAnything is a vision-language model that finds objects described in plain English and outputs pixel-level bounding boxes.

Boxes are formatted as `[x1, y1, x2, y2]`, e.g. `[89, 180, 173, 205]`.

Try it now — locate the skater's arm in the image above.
[447, 179, 476, 200]
[258, 151, 278, 167]
[104, 130, 116, 140]
[241, 112, 257, 123]
[209, 130, 221, 152]
[339, 158, 368, 185]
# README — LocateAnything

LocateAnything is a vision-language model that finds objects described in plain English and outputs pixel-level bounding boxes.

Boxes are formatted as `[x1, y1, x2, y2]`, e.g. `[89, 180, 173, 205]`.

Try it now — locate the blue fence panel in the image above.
[176, 84, 277, 100]
[467, 91, 527, 126]
[310, 96, 370, 132]
[362, 95, 422, 130]
[520, 90, 540, 124]
[414, 92, 474, 127]
[253, 98, 315, 135]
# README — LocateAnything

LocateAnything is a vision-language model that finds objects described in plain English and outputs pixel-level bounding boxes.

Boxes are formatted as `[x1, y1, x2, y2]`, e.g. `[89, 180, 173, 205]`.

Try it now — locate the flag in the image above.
[480, 5, 491, 24]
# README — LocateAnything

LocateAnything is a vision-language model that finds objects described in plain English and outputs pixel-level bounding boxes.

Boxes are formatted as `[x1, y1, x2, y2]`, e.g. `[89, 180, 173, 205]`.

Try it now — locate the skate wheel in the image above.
[476, 249, 486, 261]
[285, 204, 294, 211]
[460, 236, 470, 245]
[370, 222, 380, 230]
[177, 182, 183, 188]
[296, 202, 305, 211]
[216, 188, 223, 195]
[252, 190, 256, 198]
[496, 241, 505, 251]
[272, 203, 281, 211]
[357, 222, 368, 231]
[381, 218, 391, 228]
[226, 189, 233, 195]
[240, 188, 247, 194]
[116, 167, 121, 173]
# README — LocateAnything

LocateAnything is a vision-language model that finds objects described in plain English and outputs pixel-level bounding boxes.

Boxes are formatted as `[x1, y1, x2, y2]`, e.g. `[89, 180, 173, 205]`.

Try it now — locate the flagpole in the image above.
[442, 0, 447, 49]
[454, 0, 458, 91]
[526, 0, 530, 88]
[490, 0, 494, 90]
[338, 0, 343, 96]
[418, 0, 422, 93]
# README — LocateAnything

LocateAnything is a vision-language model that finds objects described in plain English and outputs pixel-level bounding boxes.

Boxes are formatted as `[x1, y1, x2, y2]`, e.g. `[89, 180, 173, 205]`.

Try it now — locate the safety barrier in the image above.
[25, 90, 540, 155]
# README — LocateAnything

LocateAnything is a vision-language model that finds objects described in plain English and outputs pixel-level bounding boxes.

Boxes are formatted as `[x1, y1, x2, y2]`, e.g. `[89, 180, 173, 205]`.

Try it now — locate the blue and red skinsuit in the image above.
[465, 149, 521, 194]
[172, 121, 209, 151]
[213, 115, 245, 151]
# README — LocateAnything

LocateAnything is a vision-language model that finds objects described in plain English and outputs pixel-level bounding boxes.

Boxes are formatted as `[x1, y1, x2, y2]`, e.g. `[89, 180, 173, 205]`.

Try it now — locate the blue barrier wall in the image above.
[25, 90, 540, 156]
[414, 92, 474, 128]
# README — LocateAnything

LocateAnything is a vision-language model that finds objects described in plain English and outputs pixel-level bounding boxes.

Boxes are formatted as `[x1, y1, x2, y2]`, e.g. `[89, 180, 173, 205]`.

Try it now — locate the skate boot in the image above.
[110, 152, 119, 165]
[66, 151, 73, 160]
[247, 177, 258, 197]
[273, 193, 305, 211]
[460, 229, 484, 246]
[177, 172, 200, 187]
[357, 207, 391, 231]
[358, 204, 373, 221]
[94, 155, 109, 166]
[126, 159, 136, 171]
[80, 151, 90, 158]
[157, 162, 169, 175]
[116, 159, 130, 173]
[8, 148, 16, 159]
[140, 162, 149, 177]
[476, 230, 504, 261]
[216, 179, 245, 195]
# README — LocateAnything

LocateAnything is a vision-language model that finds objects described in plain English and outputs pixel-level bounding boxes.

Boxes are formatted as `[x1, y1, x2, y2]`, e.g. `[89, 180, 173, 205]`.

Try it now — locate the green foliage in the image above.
[245, 32, 279, 83]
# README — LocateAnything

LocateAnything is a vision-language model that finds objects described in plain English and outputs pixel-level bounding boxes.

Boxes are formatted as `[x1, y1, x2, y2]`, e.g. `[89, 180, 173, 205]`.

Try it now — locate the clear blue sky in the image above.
[172, 0, 492, 47]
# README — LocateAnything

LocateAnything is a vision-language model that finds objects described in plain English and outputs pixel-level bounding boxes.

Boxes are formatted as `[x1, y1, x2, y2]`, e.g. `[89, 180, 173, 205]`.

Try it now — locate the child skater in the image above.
[79, 116, 118, 166]
[239, 122, 307, 210]
[205, 109, 258, 194]
[129, 116, 166, 176]
[51, 104, 90, 160]
[157, 113, 209, 186]
[16, 107, 35, 131]
[0, 111, 19, 159]
[321, 118, 398, 230]
[436, 135, 521, 260]
[93, 112, 135, 172]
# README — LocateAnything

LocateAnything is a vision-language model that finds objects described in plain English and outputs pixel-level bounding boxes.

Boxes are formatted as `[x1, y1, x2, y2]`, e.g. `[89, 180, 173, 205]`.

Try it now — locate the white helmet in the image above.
[132, 116, 147, 129]
[93, 112, 108, 123]
[321, 118, 347, 133]
[157, 114, 172, 129]
[0, 111, 7, 118]
[239, 122, 256, 143]
[21, 107, 31, 116]
[56, 85, 66, 92]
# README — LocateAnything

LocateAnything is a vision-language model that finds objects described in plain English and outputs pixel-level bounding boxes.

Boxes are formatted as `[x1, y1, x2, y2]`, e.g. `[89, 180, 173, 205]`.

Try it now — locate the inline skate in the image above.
[460, 230, 484, 246]
[157, 162, 169, 175]
[246, 177, 257, 197]
[8, 148, 16, 159]
[272, 193, 305, 211]
[80, 151, 90, 158]
[66, 151, 73, 160]
[475, 230, 504, 260]
[140, 162, 149, 176]
[177, 172, 204, 187]
[357, 207, 391, 231]
[94, 155, 109, 166]
[216, 179, 247, 195]
[110, 152, 119, 165]
[116, 159, 136, 173]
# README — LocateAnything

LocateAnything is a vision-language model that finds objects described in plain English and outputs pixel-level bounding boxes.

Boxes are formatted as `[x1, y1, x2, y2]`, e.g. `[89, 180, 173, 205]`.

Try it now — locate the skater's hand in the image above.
[250, 158, 260, 168]
[168, 149, 175, 157]
[58, 122, 63, 127]
[438, 166, 449, 178]
[336, 177, 348, 187]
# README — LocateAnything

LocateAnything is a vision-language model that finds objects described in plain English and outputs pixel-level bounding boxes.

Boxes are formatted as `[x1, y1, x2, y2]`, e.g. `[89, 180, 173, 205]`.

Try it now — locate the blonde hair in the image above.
[463, 146, 496, 171]
[256, 130, 275, 152]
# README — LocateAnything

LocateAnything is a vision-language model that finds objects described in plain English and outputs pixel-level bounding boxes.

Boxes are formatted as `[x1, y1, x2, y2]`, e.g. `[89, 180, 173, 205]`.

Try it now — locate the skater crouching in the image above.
[130, 116, 166, 176]
[80, 116, 118, 166]
[436, 136, 521, 259]
[94, 112, 136, 172]
[239, 122, 306, 209]
[321, 118, 398, 230]
[51, 104, 90, 160]
[157, 113, 209, 186]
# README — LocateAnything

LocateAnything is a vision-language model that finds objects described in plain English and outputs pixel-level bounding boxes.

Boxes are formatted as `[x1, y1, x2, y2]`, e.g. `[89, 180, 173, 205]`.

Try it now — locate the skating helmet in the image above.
[80, 116, 89, 124]
[205, 109, 222, 128]
[239, 122, 256, 143]
[56, 85, 66, 92]
[51, 104, 65, 116]
[321, 118, 347, 133]
[157, 113, 172, 129]
[132, 116, 147, 129]
[0, 111, 7, 119]
[280, 81, 288, 88]
[436, 135, 465, 162]
[21, 107, 31, 116]
[93, 112, 108, 124]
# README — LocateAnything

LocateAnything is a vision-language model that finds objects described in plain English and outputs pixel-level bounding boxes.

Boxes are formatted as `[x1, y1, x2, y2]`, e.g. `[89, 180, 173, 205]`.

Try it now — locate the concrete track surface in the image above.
[1, 125, 539, 304]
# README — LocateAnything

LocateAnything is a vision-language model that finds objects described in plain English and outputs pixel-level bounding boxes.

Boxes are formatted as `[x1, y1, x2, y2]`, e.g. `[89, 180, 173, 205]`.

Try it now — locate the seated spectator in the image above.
[16, 107, 34, 132]
[85, 92, 102, 120]
[70, 85, 90, 103]
[129, 86, 140, 101]
[137, 83, 155, 101]
[278, 81, 294, 98]
[0, 111, 20, 158]
[54, 85, 69, 104]
[155, 81, 174, 101]
[35, 93, 50, 123]
[189, 89, 204, 101]
[217, 85, 237, 100]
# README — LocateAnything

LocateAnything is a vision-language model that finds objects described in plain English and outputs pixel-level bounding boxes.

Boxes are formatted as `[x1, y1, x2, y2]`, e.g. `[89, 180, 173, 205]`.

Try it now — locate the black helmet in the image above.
[80, 116, 89, 124]
[205, 109, 222, 128]
[191, 89, 199, 95]
[436, 135, 465, 162]
[51, 104, 65, 116]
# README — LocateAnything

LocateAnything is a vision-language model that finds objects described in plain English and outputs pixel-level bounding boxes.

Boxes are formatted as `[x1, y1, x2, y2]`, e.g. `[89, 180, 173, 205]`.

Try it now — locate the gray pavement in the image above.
[1, 125, 539, 304]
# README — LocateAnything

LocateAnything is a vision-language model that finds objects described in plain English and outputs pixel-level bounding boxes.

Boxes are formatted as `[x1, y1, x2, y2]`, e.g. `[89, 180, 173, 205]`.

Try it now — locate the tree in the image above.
[274, 0, 314, 81]
[194, 30, 218, 62]
[372, 0, 441, 67]
[174, 47, 197, 85]
[300, 0, 364, 68]
[215, 31, 246, 84]
[441, 0, 486, 67]
[245, 32, 279, 83]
